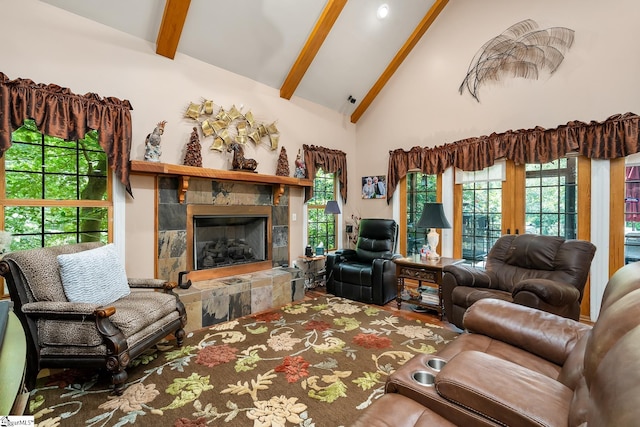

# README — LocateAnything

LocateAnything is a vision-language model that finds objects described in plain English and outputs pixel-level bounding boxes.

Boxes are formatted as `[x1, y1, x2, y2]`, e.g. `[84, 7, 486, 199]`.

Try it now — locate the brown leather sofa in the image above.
[442, 233, 596, 330]
[351, 260, 640, 426]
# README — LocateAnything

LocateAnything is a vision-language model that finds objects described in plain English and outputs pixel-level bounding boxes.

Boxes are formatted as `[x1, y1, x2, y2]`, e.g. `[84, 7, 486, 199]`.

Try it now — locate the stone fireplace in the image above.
[130, 161, 312, 332]
[156, 176, 290, 284]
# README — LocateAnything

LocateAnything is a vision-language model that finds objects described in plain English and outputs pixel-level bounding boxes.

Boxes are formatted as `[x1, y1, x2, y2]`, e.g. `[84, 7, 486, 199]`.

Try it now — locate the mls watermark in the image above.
[0, 416, 35, 427]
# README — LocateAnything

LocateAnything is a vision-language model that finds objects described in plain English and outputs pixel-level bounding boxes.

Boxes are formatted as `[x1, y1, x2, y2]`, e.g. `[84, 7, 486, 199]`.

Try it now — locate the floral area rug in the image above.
[28, 296, 459, 427]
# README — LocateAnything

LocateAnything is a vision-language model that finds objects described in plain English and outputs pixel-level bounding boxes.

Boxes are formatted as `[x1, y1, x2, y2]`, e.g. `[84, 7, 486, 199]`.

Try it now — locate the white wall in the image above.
[0, 0, 356, 277]
[355, 0, 640, 318]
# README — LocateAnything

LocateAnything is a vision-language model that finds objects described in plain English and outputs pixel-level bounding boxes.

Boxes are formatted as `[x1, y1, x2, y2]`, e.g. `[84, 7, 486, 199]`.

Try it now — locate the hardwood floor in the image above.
[305, 284, 461, 333]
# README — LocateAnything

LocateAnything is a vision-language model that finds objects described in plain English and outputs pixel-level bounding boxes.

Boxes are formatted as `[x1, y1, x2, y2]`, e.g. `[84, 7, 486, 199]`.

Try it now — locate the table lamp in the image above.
[324, 201, 341, 214]
[416, 202, 451, 260]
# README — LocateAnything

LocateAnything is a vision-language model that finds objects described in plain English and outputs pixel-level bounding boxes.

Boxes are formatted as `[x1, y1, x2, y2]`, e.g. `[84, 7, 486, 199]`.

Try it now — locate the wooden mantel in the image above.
[130, 160, 313, 204]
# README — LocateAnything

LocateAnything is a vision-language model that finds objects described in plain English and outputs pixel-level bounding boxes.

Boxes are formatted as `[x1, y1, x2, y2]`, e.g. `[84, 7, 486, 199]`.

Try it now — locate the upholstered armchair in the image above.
[325, 218, 401, 305]
[442, 234, 596, 329]
[0, 242, 187, 394]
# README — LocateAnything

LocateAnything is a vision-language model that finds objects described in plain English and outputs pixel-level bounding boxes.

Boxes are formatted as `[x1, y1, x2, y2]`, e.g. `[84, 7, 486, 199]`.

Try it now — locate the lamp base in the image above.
[427, 229, 440, 260]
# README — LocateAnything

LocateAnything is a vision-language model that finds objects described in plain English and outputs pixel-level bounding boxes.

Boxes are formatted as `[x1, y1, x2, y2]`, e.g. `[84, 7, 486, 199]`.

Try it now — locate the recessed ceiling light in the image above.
[377, 4, 389, 19]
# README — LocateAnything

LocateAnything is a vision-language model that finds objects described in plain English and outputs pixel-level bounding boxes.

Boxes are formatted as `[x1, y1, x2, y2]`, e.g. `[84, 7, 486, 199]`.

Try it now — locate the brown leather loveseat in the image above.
[352, 260, 640, 426]
[442, 233, 596, 330]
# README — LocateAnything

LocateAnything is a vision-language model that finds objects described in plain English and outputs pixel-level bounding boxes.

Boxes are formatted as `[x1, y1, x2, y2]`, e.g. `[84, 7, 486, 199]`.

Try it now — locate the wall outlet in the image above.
[292, 213, 297, 221]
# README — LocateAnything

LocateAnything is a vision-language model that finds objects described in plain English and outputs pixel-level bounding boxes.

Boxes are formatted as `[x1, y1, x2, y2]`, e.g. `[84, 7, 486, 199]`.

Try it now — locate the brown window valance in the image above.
[387, 112, 640, 203]
[303, 144, 348, 203]
[0, 72, 134, 196]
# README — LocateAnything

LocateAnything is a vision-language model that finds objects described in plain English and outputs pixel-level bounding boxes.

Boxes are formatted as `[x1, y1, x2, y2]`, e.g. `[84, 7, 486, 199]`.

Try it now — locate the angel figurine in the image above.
[293, 149, 306, 178]
[144, 121, 166, 162]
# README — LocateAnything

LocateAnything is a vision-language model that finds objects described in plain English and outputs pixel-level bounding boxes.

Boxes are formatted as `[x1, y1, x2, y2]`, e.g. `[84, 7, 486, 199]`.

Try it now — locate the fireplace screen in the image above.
[193, 215, 267, 270]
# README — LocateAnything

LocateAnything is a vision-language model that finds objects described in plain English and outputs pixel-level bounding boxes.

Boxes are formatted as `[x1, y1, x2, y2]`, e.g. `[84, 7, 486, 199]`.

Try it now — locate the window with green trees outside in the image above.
[1, 119, 111, 251]
[406, 172, 437, 256]
[307, 170, 337, 250]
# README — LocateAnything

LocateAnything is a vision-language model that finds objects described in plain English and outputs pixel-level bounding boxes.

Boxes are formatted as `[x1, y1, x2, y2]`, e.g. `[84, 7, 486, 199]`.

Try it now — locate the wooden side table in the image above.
[394, 256, 464, 320]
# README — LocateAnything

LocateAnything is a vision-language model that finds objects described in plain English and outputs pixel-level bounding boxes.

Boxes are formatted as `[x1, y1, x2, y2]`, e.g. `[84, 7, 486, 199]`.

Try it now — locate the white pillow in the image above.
[58, 244, 131, 305]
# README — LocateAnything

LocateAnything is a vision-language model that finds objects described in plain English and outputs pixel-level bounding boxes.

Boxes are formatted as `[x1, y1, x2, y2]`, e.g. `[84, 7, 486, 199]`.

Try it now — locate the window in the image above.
[525, 158, 577, 239]
[406, 172, 437, 256]
[461, 178, 502, 265]
[1, 119, 111, 251]
[307, 170, 337, 250]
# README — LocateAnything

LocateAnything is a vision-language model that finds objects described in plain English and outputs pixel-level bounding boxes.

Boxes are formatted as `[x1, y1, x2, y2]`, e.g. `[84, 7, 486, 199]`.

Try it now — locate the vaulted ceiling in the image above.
[40, 0, 448, 123]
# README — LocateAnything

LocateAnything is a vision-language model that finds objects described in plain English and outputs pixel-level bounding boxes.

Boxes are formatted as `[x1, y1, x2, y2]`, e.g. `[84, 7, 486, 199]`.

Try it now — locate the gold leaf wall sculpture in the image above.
[185, 100, 279, 151]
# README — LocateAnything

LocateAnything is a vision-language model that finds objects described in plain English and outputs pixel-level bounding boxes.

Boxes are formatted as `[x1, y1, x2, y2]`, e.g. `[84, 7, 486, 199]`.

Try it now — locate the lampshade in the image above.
[325, 200, 341, 214]
[416, 203, 450, 260]
[416, 203, 451, 229]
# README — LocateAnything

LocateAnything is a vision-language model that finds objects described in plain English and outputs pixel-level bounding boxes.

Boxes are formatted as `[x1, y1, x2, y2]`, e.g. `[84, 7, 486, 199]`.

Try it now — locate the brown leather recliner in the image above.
[352, 260, 640, 427]
[442, 233, 596, 329]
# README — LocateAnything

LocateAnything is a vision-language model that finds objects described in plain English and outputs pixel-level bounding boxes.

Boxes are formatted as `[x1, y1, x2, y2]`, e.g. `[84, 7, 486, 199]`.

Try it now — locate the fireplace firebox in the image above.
[194, 215, 267, 269]
[187, 205, 273, 280]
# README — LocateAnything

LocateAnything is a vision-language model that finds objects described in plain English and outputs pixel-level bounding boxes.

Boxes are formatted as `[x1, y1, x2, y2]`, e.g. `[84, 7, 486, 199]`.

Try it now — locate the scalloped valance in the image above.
[303, 144, 348, 204]
[387, 112, 640, 203]
[0, 72, 134, 196]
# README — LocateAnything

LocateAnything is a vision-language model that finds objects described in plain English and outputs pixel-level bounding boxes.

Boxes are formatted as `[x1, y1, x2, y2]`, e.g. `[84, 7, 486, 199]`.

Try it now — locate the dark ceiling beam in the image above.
[350, 0, 449, 124]
[156, 0, 192, 59]
[280, 0, 347, 100]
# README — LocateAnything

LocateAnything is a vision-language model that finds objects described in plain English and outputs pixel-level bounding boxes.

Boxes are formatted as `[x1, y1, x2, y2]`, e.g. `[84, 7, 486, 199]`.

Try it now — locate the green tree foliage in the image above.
[307, 170, 336, 250]
[406, 173, 437, 255]
[4, 120, 108, 250]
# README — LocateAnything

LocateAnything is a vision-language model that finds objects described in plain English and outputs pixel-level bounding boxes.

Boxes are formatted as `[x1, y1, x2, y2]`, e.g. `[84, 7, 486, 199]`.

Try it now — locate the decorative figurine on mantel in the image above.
[276, 146, 290, 176]
[144, 120, 166, 162]
[293, 149, 306, 178]
[183, 127, 203, 167]
[227, 141, 258, 172]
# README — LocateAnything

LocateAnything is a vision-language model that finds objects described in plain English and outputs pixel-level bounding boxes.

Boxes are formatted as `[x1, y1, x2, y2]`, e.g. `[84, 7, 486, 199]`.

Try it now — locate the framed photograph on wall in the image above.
[362, 175, 386, 199]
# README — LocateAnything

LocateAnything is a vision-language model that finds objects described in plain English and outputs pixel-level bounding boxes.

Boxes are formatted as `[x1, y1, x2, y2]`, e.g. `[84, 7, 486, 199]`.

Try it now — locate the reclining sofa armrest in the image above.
[436, 351, 572, 427]
[513, 278, 581, 306]
[442, 264, 496, 289]
[380, 253, 403, 261]
[328, 249, 357, 264]
[463, 299, 590, 365]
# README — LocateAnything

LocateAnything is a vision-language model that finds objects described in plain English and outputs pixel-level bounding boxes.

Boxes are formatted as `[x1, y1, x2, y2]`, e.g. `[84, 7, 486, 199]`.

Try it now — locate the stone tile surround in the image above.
[176, 267, 305, 333]
[157, 176, 290, 284]
[153, 175, 301, 332]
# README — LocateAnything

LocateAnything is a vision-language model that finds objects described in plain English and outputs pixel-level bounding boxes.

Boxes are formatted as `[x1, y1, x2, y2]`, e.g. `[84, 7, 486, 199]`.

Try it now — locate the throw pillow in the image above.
[58, 243, 131, 305]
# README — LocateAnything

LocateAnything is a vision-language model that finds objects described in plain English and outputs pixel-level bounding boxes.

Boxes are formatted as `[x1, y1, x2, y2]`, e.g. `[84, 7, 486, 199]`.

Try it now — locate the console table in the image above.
[394, 256, 464, 320]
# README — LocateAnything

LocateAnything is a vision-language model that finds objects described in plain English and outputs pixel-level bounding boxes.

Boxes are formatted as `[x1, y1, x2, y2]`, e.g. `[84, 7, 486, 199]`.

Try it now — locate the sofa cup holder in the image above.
[426, 358, 446, 372]
[412, 370, 436, 387]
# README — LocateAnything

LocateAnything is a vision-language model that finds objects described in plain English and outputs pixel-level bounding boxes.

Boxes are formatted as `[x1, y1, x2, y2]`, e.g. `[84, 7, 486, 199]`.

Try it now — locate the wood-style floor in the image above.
[305, 284, 461, 333]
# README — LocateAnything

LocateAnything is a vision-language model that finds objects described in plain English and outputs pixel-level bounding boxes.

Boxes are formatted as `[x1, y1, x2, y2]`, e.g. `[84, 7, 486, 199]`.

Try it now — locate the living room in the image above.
[2, 0, 640, 424]
[2, 0, 637, 320]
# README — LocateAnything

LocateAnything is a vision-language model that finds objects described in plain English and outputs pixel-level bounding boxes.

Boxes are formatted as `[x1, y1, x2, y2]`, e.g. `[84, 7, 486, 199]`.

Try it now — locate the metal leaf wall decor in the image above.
[459, 19, 575, 102]
[185, 99, 279, 152]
